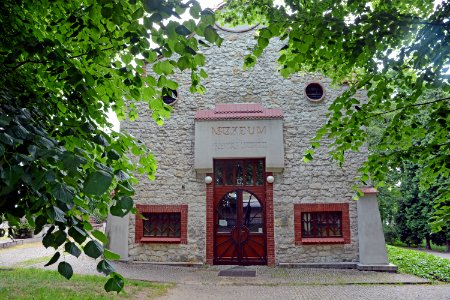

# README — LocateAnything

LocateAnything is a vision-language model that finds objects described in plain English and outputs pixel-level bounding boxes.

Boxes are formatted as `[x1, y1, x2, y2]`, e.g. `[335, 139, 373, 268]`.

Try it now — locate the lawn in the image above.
[389, 240, 448, 253]
[387, 245, 450, 282]
[0, 268, 172, 299]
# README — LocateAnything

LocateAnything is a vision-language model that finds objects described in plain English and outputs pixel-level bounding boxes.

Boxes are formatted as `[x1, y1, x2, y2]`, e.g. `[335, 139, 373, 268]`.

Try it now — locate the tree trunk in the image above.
[447, 240, 450, 253]
[425, 236, 432, 250]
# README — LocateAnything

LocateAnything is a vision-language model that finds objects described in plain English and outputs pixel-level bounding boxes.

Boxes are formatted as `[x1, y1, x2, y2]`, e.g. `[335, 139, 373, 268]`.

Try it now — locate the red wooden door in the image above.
[213, 159, 267, 265]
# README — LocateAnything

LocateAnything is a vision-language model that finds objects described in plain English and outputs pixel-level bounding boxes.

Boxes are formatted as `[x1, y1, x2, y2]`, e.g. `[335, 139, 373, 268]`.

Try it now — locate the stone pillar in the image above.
[105, 214, 129, 261]
[357, 187, 396, 271]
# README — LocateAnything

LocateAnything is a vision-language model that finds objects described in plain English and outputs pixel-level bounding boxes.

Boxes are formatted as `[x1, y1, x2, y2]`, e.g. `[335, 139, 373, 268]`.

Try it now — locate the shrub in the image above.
[383, 224, 399, 244]
[387, 245, 450, 282]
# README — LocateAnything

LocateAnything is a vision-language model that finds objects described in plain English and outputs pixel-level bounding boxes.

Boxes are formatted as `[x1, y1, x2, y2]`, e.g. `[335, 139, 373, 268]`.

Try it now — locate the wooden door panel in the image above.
[242, 235, 265, 259]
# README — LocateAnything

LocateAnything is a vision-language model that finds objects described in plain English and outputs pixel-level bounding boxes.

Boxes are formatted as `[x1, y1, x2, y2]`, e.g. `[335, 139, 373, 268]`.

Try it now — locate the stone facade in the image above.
[121, 26, 369, 264]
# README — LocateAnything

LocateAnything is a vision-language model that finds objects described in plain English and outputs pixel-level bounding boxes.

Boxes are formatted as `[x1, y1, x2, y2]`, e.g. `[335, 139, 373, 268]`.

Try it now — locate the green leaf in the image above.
[65, 242, 82, 258]
[0, 133, 14, 146]
[62, 152, 86, 172]
[115, 170, 130, 182]
[107, 149, 120, 160]
[243, 54, 256, 69]
[104, 249, 121, 261]
[68, 226, 87, 244]
[42, 233, 55, 248]
[200, 9, 215, 26]
[204, 26, 217, 43]
[10, 124, 30, 139]
[143, 0, 162, 12]
[189, 2, 201, 18]
[199, 69, 208, 79]
[58, 262, 73, 280]
[0, 115, 12, 126]
[53, 230, 67, 248]
[91, 230, 108, 244]
[83, 170, 113, 196]
[44, 252, 61, 266]
[101, 7, 113, 18]
[93, 134, 110, 147]
[34, 215, 47, 235]
[1, 165, 24, 186]
[97, 259, 115, 275]
[84, 240, 103, 259]
[51, 183, 75, 204]
[49, 206, 66, 223]
[153, 60, 174, 76]
[110, 196, 134, 217]
[175, 25, 191, 36]
[303, 153, 313, 163]
[131, 7, 144, 19]
[177, 56, 191, 71]
[104, 274, 124, 293]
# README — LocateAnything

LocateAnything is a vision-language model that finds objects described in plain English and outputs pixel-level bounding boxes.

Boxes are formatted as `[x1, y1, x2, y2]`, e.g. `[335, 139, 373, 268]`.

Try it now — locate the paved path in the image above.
[159, 284, 450, 300]
[1, 243, 450, 299]
[416, 249, 450, 260]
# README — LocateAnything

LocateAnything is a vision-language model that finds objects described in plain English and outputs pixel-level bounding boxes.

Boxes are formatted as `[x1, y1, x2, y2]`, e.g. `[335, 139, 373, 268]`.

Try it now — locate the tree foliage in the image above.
[0, 0, 221, 291]
[220, 0, 450, 226]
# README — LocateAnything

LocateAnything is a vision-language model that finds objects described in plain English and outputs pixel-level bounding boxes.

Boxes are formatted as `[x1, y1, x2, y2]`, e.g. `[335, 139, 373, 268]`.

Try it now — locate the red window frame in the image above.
[301, 212, 343, 238]
[135, 204, 188, 244]
[294, 203, 351, 245]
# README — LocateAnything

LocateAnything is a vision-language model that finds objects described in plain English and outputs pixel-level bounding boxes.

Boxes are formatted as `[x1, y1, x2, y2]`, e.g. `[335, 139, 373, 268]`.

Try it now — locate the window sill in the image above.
[140, 237, 181, 244]
[296, 237, 345, 245]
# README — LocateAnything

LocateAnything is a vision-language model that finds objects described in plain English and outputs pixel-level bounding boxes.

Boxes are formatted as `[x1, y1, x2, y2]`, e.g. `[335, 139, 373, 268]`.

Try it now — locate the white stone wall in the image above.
[122, 27, 367, 263]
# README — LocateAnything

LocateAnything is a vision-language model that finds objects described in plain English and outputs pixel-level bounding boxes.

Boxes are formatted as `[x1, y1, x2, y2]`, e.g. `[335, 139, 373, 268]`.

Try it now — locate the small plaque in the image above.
[219, 220, 228, 227]
[258, 228, 263, 233]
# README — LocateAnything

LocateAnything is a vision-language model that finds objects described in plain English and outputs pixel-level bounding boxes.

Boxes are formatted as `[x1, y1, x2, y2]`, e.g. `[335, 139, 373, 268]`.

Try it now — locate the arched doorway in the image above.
[213, 159, 267, 265]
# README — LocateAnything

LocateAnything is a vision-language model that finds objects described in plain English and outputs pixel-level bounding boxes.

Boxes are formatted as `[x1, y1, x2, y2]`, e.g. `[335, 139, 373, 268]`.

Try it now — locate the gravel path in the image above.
[1, 242, 449, 300]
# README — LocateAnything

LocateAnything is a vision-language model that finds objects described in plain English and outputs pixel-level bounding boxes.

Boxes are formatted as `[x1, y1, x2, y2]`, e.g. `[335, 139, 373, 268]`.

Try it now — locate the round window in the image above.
[304, 83, 325, 102]
[162, 88, 178, 105]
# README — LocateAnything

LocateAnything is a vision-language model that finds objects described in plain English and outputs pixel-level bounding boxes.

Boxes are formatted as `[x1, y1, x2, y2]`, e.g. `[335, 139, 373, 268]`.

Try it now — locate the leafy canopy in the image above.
[220, 0, 450, 226]
[0, 0, 221, 291]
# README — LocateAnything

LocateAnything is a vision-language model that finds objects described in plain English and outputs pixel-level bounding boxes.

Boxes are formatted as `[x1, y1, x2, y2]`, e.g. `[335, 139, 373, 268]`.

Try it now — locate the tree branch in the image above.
[8, 59, 49, 71]
[368, 97, 450, 119]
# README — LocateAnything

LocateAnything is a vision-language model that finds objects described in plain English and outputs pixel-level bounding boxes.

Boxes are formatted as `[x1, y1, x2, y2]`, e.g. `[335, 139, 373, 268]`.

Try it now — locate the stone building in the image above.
[107, 23, 392, 270]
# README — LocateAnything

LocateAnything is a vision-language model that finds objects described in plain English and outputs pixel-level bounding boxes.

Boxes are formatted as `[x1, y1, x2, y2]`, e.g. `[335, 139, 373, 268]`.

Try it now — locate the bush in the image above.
[387, 245, 450, 282]
[383, 224, 399, 244]
[11, 219, 33, 239]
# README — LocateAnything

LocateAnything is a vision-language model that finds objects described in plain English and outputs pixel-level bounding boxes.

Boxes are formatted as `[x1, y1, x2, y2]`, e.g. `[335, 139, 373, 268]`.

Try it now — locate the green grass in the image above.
[387, 245, 450, 282]
[389, 240, 448, 252]
[0, 268, 172, 299]
[12, 256, 52, 268]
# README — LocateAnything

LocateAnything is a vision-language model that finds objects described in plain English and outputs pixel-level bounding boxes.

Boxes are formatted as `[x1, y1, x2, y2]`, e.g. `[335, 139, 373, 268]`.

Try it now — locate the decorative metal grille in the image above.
[305, 83, 324, 100]
[301, 212, 342, 238]
[143, 213, 181, 238]
[214, 159, 264, 186]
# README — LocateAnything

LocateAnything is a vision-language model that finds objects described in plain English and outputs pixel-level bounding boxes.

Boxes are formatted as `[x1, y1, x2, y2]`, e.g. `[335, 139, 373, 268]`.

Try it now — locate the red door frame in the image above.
[213, 187, 266, 265]
[205, 159, 275, 266]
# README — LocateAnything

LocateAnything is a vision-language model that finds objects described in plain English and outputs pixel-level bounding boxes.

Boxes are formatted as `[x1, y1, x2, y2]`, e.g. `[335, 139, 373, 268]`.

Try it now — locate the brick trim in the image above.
[360, 187, 378, 195]
[206, 172, 275, 266]
[294, 203, 351, 245]
[265, 172, 275, 266]
[135, 204, 188, 244]
[205, 173, 214, 265]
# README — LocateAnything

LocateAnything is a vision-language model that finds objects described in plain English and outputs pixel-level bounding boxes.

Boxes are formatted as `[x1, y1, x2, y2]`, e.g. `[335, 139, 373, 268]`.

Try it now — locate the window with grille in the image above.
[301, 212, 342, 238]
[214, 159, 264, 186]
[135, 204, 188, 244]
[294, 203, 351, 245]
[143, 213, 181, 238]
